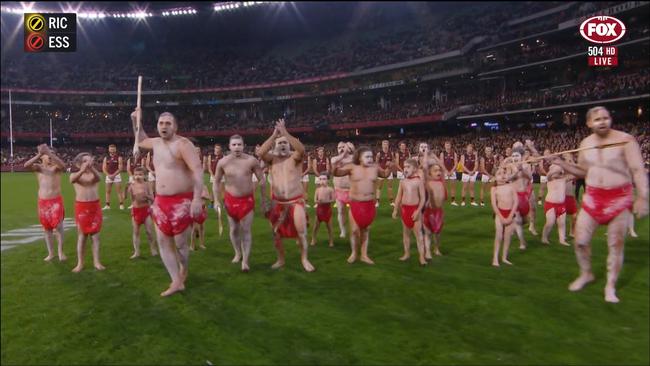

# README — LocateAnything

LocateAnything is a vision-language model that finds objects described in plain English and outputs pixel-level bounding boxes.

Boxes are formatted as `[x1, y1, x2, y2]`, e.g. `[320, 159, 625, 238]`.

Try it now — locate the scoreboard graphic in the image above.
[24, 13, 77, 52]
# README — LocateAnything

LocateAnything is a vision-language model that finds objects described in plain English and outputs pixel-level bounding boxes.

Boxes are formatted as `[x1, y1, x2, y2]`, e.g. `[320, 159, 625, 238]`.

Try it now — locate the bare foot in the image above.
[360, 256, 375, 265]
[568, 273, 595, 292]
[44, 255, 55, 262]
[310, 241, 316, 246]
[418, 256, 428, 266]
[339, 231, 346, 239]
[347, 253, 357, 264]
[94, 263, 106, 271]
[301, 258, 316, 272]
[519, 244, 527, 250]
[130, 253, 140, 259]
[604, 286, 620, 303]
[189, 246, 195, 252]
[629, 230, 638, 238]
[71, 264, 83, 273]
[541, 238, 550, 245]
[433, 249, 443, 256]
[329, 242, 334, 247]
[231, 254, 242, 263]
[529, 228, 538, 236]
[559, 241, 571, 246]
[399, 254, 410, 261]
[425, 249, 432, 260]
[502, 258, 513, 265]
[58, 254, 67, 261]
[151, 251, 159, 256]
[160, 281, 185, 297]
[271, 260, 285, 269]
[200, 245, 206, 250]
[241, 262, 250, 273]
[570, 232, 575, 238]
[492, 261, 500, 267]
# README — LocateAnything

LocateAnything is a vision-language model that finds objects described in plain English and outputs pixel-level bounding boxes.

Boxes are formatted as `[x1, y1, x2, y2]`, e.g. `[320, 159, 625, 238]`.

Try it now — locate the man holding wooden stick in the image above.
[131, 76, 204, 297]
[551, 106, 648, 303]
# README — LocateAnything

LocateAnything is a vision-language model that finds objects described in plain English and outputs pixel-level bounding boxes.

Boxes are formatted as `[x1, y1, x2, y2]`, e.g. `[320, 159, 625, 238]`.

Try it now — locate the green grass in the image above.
[1, 172, 649, 365]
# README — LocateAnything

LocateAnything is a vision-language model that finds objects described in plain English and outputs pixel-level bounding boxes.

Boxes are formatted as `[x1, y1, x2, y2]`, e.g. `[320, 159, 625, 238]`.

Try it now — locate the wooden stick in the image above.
[523, 141, 628, 163]
[133, 76, 143, 157]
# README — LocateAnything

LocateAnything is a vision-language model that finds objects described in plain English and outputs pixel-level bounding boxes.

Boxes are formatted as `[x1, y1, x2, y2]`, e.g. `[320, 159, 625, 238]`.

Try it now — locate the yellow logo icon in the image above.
[26, 14, 46, 32]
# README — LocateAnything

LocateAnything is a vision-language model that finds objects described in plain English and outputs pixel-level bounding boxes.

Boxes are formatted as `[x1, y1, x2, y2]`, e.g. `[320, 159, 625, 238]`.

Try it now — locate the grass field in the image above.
[1, 172, 648, 365]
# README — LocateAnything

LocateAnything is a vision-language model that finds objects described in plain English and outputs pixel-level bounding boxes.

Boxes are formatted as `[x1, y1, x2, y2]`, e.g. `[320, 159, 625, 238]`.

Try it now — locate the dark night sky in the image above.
[1, 1, 496, 54]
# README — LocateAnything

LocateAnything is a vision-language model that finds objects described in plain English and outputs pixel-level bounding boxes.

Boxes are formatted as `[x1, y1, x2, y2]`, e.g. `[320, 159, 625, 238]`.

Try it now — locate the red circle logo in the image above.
[26, 33, 45, 52]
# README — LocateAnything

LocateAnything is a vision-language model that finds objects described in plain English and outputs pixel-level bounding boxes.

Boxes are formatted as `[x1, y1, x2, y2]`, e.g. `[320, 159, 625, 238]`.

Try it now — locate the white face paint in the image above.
[275, 137, 290, 156]
[361, 151, 373, 167]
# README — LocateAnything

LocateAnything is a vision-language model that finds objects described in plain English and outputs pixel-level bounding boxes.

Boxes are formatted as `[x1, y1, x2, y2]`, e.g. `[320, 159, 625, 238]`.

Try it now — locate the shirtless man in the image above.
[331, 141, 355, 239]
[460, 143, 479, 207]
[132, 108, 204, 297]
[491, 166, 518, 267]
[479, 146, 498, 207]
[333, 146, 393, 265]
[70, 153, 105, 272]
[102, 144, 125, 210]
[258, 119, 315, 272]
[375, 140, 394, 207]
[214, 135, 266, 272]
[552, 106, 648, 303]
[501, 145, 533, 250]
[24, 144, 67, 261]
[208, 144, 225, 201]
[392, 159, 426, 265]
[128, 167, 157, 259]
[440, 141, 459, 206]
[537, 149, 552, 205]
[541, 163, 570, 246]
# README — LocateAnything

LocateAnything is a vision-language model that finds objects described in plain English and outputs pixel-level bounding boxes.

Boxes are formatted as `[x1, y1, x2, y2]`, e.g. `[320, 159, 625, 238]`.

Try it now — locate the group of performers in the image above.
[25, 106, 647, 303]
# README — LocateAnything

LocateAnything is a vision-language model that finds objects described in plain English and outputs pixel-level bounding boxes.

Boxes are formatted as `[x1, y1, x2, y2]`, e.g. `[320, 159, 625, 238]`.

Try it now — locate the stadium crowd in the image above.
[3, 121, 648, 174]
[2, 2, 629, 91]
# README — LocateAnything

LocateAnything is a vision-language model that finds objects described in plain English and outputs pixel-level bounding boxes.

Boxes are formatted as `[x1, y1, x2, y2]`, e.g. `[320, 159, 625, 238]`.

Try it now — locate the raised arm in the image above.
[45, 149, 66, 171]
[87, 158, 102, 183]
[276, 119, 304, 162]
[24, 152, 42, 171]
[69, 163, 86, 184]
[131, 108, 155, 150]
[258, 127, 280, 164]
